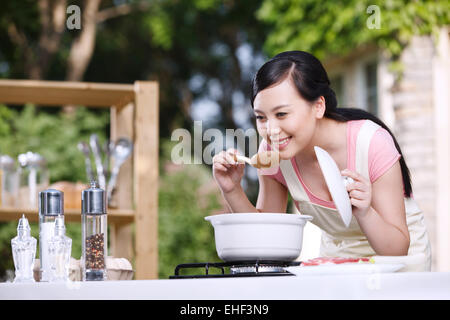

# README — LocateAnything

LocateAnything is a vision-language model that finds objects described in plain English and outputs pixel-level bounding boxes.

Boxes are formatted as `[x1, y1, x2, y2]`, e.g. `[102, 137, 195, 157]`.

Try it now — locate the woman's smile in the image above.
[269, 135, 292, 150]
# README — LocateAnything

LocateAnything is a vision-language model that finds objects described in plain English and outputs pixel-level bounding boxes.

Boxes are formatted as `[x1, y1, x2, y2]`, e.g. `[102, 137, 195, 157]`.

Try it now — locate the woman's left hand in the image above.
[341, 169, 372, 217]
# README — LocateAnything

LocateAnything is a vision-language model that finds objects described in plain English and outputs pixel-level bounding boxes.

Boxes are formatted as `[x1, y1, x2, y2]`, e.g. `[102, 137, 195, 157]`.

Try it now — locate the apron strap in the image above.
[279, 119, 381, 205]
[279, 159, 310, 203]
[355, 120, 381, 180]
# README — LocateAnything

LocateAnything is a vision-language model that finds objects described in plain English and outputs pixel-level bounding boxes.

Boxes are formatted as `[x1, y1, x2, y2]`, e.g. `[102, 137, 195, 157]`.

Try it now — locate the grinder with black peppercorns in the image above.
[81, 181, 107, 281]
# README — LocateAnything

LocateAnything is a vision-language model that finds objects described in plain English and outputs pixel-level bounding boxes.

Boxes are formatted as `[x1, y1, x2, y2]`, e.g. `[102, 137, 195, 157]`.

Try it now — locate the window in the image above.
[330, 75, 345, 107]
[365, 62, 378, 115]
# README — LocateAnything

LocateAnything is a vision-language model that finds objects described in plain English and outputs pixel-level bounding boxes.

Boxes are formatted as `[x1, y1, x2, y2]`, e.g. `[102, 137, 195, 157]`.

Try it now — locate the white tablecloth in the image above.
[1, 272, 449, 300]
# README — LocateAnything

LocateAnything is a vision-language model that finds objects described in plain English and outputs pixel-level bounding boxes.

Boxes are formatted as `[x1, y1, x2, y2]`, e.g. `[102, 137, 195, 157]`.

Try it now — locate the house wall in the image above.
[433, 28, 450, 271]
[392, 34, 437, 269]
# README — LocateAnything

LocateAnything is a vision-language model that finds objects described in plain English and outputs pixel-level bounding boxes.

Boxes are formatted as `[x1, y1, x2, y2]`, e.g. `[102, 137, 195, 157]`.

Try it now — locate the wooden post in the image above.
[134, 81, 159, 279]
[109, 102, 135, 262]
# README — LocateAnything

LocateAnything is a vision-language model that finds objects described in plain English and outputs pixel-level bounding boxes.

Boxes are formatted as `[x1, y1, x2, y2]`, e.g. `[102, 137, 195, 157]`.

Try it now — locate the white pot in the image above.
[205, 213, 313, 262]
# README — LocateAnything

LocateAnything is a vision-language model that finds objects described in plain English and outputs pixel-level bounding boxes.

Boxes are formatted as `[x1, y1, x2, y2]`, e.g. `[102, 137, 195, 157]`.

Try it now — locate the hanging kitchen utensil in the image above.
[89, 134, 106, 190]
[77, 141, 94, 182]
[102, 139, 115, 180]
[314, 146, 353, 227]
[17, 152, 49, 209]
[106, 138, 133, 204]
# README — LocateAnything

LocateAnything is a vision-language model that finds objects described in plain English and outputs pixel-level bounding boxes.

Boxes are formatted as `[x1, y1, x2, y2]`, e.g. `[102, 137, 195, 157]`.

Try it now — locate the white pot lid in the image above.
[314, 146, 352, 227]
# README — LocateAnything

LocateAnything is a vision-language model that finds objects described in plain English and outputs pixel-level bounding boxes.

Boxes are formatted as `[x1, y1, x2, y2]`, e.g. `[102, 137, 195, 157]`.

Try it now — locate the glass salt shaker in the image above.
[11, 214, 37, 283]
[39, 189, 64, 282]
[82, 181, 107, 281]
[48, 216, 72, 282]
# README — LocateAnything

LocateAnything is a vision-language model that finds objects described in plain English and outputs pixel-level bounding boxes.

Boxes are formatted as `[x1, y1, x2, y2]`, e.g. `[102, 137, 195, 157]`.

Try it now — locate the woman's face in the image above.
[253, 77, 324, 159]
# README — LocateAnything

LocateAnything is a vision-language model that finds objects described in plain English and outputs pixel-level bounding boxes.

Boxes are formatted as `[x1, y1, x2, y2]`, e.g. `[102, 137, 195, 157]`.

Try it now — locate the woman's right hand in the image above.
[212, 148, 245, 194]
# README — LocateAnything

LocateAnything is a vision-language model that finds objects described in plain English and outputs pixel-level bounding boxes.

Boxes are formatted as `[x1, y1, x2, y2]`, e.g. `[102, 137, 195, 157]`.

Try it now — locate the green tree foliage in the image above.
[158, 140, 221, 278]
[257, 0, 449, 61]
[0, 105, 109, 182]
[2, 0, 446, 280]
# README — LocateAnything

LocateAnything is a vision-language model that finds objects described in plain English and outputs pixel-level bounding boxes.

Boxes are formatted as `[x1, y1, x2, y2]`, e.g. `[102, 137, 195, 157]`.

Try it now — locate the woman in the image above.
[212, 51, 431, 270]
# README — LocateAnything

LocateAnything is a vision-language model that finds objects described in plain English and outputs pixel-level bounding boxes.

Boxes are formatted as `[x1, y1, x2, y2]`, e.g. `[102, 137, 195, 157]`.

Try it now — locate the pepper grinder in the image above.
[48, 216, 72, 282]
[39, 189, 64, 282]
[82, 181, 107, 281]
[11, 214, 37, 283]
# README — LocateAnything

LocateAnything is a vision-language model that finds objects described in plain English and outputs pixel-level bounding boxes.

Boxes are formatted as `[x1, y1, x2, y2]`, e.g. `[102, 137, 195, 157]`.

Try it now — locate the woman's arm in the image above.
[343, 161, 410, 255]
[221, 186, 258, 212]
[256, 174, 289, 213]
[213, 149, 257, 212]
[213, 147, 289, 213]
[222, 173, 288, 213]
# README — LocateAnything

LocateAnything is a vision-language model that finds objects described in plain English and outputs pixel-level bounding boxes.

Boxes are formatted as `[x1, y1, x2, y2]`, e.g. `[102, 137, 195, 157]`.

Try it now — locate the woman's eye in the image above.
[276, 112, 287, 117]
[254, 115, 265, 121]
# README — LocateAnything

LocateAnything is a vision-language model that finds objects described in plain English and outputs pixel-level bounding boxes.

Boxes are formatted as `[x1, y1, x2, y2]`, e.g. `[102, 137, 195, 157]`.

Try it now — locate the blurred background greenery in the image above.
[0, 0, 448, 280]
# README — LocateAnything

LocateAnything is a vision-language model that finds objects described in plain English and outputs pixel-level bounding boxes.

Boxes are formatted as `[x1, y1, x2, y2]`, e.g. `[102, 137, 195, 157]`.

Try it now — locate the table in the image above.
[1, 272, 449, 300]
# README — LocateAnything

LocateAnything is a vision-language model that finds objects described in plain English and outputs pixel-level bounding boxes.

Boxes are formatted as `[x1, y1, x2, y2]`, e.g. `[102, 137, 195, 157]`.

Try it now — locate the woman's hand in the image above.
[341, 169, 372, 217]
[212, 148, 245, 194]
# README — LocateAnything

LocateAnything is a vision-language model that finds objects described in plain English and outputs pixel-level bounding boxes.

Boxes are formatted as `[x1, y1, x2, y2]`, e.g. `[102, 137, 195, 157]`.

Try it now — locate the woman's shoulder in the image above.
[347, 119, 369, 131]
[347, 119, 392, 143]
[346, 119, 400, 182]
[367, 124, 401, 183]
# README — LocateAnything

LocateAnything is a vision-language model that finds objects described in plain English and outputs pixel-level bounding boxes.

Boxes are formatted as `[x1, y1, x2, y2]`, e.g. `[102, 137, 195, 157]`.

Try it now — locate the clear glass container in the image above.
[48, 216, 72, 282]
[82, 181, 107, 281]
[0, 155, 19, 207]
[11, 214, 37, 283]
[39, 189, 64, 282]
[18, 152, 49, 209]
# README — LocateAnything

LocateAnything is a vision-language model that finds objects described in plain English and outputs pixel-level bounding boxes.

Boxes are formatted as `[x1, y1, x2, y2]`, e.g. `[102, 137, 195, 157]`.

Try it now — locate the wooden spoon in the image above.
[232, 150, 280, 169]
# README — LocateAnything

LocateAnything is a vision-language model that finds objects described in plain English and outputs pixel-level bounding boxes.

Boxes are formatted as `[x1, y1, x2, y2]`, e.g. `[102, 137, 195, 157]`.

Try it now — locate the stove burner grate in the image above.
[169, 260, 301, 279]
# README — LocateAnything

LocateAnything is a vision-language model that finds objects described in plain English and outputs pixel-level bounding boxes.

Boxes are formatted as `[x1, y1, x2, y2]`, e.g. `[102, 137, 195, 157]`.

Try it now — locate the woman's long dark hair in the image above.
[251, 50, 412, 197]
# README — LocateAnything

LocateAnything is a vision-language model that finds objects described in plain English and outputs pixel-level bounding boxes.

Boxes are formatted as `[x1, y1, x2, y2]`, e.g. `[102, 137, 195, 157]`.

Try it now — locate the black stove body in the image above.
[169, 260, 301, 279]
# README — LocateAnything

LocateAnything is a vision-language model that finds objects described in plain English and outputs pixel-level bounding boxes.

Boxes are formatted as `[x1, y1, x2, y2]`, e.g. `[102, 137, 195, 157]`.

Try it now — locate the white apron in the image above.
[279, 120, 432, 271]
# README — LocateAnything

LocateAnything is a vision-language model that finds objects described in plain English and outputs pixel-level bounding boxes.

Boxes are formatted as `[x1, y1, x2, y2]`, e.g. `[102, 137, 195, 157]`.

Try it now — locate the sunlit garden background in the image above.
[0, 0, 448, 279]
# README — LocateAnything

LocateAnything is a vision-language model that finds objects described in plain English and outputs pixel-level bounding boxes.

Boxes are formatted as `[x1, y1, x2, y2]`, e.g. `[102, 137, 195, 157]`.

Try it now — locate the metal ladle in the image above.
[106, 138, 133, 204]
[77, 141, 94, 182]
[90, 134, 106, 190]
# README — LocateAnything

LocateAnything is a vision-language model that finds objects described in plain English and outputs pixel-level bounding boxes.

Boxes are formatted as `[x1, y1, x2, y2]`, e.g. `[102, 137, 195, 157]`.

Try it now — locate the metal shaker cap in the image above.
[82, 181, 106, 215]
[39, 189, 64, 216]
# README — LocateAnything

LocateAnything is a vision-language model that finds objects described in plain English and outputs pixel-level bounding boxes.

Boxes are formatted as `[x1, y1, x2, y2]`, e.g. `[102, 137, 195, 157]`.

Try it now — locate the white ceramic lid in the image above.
[314, 146, 352, 227]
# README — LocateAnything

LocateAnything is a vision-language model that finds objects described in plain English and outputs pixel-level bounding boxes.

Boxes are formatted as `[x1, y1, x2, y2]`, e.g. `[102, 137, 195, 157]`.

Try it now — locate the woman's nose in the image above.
[266, 122, 281, 139]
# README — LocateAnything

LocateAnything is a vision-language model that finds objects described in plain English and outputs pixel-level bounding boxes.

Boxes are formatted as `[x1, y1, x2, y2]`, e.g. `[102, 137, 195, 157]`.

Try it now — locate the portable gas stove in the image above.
[169, 260, 301, 279]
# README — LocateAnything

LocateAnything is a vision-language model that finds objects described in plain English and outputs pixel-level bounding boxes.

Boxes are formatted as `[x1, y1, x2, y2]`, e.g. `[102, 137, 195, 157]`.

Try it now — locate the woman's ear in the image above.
[314, 96, 326, 119]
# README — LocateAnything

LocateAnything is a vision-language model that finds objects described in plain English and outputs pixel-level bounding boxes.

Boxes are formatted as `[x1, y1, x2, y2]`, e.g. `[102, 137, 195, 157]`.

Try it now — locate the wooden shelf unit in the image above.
[0, 79, 159, 280]
[0, 207, 135, 225]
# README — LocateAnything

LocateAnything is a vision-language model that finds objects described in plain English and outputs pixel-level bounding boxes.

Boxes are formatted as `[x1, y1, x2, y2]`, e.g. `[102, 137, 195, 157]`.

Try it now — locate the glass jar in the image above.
[39, 189, 64, 282]
[82, 181, 107, 281]
[0, 155, 19, 207]
[18, 152, 49, 209]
